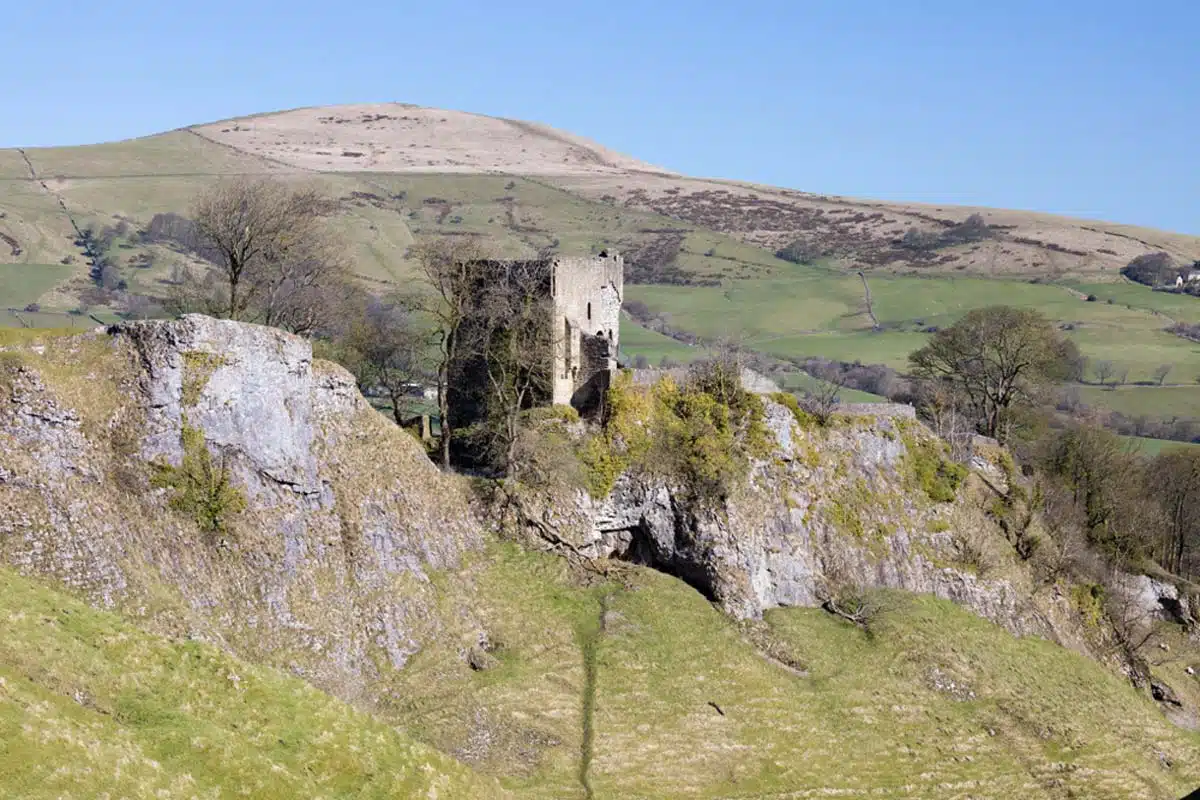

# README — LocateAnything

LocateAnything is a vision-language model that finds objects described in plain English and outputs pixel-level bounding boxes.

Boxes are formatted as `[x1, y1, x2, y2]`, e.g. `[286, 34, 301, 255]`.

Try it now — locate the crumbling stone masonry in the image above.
[447, 250, 623, 428]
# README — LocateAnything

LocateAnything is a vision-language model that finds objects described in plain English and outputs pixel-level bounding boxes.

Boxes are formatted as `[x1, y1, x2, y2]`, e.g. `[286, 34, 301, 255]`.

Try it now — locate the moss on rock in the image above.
[180, 350, 227, 407]
[150, 420, 246, 535]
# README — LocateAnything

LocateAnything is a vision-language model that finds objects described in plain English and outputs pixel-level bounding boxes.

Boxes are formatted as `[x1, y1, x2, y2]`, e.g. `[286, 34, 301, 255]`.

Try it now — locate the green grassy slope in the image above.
[0, 263, 74, 309]
[1122, 435, 1200, 457]
[384, 544, 1200, 799]
[1070, 280, 1200, 325]
[628, 268, 1200, 397]
[0, 149, 31, 179]
[594, 572, 1200, 799]
[1, 138, 783, 311]
[0, 568, 499, 799]
[618, 317, 706, 364]
[22, 130, 288, 178]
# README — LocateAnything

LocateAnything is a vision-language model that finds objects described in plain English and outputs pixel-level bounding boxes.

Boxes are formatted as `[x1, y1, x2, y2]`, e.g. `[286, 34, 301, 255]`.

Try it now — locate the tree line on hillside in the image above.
[902, 306, 1200, 586]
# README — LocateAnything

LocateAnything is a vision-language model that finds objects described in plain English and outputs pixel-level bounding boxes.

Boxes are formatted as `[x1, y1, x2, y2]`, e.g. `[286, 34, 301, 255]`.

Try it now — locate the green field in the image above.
[618, 317, 706, 364]
[1070, 280, 1200, 324]
[1122, 435, 1200, 457]
[625, 269, 1200, 388]
[0, 262, 74, 311]
[1080, 384, 1200, 418]
[777, 370, 889, 403]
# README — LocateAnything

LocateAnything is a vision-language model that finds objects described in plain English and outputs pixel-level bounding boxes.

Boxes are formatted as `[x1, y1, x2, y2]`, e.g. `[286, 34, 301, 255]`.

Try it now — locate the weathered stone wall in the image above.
[551, 252, 622, 407]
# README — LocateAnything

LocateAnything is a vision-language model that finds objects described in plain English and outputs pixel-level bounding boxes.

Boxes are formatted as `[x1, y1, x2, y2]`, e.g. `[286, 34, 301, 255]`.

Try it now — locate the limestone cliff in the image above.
[2, 315, 1186, 678]
[515, 396, 1193, 671]
[0, 315, 480, 703]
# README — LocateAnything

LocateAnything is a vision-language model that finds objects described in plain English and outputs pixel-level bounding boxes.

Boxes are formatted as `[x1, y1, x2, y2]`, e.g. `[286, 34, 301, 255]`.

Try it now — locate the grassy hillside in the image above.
[5, 488, 1198, 799]
[0, 568, 498, 799]
[2, 102, 1199, 428]
[1123, 435, 1200, 457]
[627, 268, 1200, 388]
[371, 543, 1200, 799]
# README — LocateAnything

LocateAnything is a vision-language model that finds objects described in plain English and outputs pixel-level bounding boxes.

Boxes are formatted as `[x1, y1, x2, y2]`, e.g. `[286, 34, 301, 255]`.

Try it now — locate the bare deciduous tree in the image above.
[1093, 360, 1115, 389]
[816, 553, 887, 632]
[186, 178, 350, 333]
[471, 262, 559, 474]
[801, 359, 846, 425]
[1148, 450, 1200, 579]
[411, 237, 490, 469]
[1153, 363, 1173, 386]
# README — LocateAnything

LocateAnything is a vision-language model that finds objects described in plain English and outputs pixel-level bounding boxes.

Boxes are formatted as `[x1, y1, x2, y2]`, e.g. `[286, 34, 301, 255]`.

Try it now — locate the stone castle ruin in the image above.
[447, 250, 623, 428]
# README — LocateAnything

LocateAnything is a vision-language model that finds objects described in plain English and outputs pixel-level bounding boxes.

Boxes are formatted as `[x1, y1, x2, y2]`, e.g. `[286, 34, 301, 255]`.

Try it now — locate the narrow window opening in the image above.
[587, 302, 592, 321]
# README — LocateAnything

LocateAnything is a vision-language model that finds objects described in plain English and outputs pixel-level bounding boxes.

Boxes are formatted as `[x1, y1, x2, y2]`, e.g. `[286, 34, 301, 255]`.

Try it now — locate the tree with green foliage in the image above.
[908, 306, 1081, 442]
[580, 358, 769, 502]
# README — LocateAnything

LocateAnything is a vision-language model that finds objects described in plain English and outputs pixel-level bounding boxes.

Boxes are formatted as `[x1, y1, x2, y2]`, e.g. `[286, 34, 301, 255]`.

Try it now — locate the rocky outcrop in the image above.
[543, 401, 1075, 643]
[1, 315, 1189, 719]
[0, 315, 480, 702]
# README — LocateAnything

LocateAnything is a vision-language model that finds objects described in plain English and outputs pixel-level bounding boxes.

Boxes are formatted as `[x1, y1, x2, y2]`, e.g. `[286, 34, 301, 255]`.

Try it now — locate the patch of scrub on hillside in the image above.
[150, 420, 246, 536]
[899, 424, 967, 503]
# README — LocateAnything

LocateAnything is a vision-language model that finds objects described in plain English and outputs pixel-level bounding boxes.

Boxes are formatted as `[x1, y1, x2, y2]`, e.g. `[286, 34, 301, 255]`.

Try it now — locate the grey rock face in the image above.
[1116, 574, 1194, 626]
[577, 403, 1067, 640]
[0, 316, 480, 700]
[115, 315, 324, 499]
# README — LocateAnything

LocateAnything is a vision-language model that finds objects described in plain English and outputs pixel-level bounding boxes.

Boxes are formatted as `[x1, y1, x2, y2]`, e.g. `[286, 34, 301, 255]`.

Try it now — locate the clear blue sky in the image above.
[5, 1, 1198, 233]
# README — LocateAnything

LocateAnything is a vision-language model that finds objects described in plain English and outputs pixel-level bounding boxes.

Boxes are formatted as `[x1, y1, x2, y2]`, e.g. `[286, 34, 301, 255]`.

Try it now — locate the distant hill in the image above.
[2, 102, 1200, 428]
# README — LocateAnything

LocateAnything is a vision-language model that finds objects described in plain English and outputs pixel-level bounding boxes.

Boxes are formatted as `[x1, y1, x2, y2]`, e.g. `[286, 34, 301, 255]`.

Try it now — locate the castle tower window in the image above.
[587, 302, 592, 321]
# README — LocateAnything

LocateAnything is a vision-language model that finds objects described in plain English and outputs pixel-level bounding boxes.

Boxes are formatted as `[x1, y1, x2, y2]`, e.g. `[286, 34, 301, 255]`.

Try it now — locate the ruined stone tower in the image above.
[550, 251, 623, 408]
[446, 250, 623, 429]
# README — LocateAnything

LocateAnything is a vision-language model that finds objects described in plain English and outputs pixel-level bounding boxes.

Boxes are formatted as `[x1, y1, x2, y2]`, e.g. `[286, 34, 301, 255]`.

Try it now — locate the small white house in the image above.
[1179, 272, 1200, 287]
